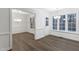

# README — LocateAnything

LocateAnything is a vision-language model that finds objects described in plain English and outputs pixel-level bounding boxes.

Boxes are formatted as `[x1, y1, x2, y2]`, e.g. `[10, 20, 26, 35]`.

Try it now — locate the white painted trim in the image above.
[0, 32, 10, 35]
[9, 8, 12, 49]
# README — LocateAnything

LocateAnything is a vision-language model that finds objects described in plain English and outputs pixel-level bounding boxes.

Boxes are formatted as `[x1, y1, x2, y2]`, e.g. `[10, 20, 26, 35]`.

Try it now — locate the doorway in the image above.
[11, 9, 35, 50]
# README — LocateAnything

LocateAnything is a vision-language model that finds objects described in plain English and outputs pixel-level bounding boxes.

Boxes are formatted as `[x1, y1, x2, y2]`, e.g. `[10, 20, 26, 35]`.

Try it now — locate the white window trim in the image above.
[52, 12, 78, 34]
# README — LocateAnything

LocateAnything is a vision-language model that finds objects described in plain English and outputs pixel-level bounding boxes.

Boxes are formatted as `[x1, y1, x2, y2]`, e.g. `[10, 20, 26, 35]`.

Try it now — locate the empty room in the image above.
[0, 8, 79, 51]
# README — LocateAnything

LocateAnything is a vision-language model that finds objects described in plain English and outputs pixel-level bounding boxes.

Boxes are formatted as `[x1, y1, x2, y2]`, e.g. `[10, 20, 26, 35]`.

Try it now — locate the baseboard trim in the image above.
[12, 32, 34, 35]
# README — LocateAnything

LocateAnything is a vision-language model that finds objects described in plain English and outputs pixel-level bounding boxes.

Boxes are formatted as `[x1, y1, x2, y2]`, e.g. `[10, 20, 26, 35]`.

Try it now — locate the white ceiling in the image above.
[12, 8, 64, 14]
[12, 9, 30, 14]
[44, 8, 63, 12]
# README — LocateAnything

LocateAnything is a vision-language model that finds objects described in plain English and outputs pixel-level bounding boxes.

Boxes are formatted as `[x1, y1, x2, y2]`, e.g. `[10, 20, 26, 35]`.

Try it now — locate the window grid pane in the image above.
[68, 14, 76, 31]
[53, 17, 57, 30]
[59, 15, 65, 30]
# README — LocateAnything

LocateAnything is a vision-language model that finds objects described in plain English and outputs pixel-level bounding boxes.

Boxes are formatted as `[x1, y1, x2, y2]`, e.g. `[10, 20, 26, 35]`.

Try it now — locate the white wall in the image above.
[50, 8, 79, 41]
[1, 8, 78, 51]
[15, 8, 51, 39]
[12, 11, 35, 34]
[12, 8, 79, 41]
[34, 9, 51, 39]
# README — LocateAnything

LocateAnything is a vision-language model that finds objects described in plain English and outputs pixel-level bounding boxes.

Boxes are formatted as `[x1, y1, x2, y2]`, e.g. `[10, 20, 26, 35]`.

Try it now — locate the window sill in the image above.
[52, 30, 79, 35]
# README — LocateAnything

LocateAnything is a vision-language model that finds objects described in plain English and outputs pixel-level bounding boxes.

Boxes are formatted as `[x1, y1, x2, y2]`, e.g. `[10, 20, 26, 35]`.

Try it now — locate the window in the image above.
[30, 18, 32, 28]
[53, 16, 57, 30]
[30, 17, 35, 29]
[59, 15, 66, 30]
[45, 17, 49, 26]
[67, 14, 76, 31]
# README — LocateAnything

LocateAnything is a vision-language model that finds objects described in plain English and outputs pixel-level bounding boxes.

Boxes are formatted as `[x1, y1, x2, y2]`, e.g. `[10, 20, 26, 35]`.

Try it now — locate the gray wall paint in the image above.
[0, 8, 10, 50]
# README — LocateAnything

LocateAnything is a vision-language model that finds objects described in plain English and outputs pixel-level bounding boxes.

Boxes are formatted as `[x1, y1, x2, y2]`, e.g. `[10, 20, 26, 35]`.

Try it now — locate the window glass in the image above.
[59, 15, 66, 30]
[45, 17, 49, 26]
[53, 16, 57, 30]
[67, 14, 76, 31]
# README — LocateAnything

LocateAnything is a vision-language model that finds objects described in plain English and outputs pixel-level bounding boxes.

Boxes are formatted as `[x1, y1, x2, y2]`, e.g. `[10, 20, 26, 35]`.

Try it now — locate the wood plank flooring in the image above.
[12, 32, 79, 51]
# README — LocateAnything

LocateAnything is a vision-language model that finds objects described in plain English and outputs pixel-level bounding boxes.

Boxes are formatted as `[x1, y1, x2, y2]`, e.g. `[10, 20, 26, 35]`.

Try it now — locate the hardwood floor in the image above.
[12, 32, 79, 51]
